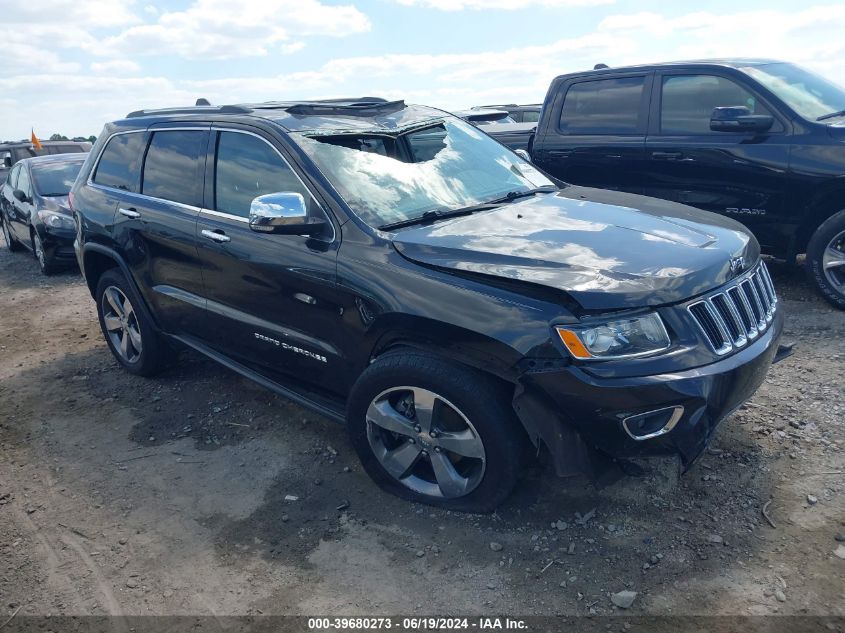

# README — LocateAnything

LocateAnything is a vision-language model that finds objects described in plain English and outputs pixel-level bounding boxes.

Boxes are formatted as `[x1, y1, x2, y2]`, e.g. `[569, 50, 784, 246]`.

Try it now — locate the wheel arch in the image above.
[82, 244, 162, 331]
[798, 182, 845, 255]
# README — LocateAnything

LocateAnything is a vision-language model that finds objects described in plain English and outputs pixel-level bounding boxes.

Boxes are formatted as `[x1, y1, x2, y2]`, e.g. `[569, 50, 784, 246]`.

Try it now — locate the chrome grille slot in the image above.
[687, 262, 777, 355]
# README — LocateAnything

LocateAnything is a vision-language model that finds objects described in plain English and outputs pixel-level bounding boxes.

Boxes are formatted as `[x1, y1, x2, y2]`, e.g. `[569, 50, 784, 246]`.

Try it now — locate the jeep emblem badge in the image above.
[730, 257, 744, 276]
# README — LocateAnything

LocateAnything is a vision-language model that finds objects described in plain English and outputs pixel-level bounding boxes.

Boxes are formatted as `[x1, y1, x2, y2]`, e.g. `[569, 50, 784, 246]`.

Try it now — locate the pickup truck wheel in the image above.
[347, 351, 522, 512]
[95, 269, 170, 376]
[807, 209, 845, 309]
[2, 213, 23, 252]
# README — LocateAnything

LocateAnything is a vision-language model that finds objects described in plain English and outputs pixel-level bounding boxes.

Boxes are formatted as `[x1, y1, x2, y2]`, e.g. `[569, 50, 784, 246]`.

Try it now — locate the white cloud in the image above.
[90, 60, 142, 74]
[1, 0, 137, 27]
[98, 0, 371, 60]
[598, 5, 845, 77]
[392, 0, 613, 9]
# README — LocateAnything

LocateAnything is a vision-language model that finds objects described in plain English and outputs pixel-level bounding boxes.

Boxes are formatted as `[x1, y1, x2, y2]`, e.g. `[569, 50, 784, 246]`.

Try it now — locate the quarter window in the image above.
[17, 166, 32, 197]
[560, 76, 646, 134]
[660, 75, 773, 135]
[7, 164, 21, 189]
[93, 132, 146, 192]
[142, 130, 206, 207]
[214, 131, 315, 219]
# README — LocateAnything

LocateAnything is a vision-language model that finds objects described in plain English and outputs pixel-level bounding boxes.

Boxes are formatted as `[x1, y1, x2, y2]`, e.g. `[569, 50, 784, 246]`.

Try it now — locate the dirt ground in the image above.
[0, 235, 843, 624]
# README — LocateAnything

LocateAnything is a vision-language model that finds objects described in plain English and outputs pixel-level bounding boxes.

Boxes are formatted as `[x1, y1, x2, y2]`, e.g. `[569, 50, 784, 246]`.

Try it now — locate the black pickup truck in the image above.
[519, 59, 845, 308]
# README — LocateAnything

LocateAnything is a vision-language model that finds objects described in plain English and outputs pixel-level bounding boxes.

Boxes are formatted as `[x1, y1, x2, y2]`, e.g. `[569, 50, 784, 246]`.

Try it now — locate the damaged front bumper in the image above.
[513, 308, 785, 477]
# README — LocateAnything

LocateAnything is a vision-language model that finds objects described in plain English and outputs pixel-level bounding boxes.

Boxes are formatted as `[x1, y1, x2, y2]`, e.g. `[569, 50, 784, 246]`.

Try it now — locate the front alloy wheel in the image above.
[101, 285, 143, 363]
[366, 386, 486, 499]
[348, 351, 524, 512]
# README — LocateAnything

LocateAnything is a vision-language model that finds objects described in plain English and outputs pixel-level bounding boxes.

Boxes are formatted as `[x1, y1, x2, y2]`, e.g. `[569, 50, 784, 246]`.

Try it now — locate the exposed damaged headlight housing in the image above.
[37, 210, 75, 231]
[556, 312, 671, 360]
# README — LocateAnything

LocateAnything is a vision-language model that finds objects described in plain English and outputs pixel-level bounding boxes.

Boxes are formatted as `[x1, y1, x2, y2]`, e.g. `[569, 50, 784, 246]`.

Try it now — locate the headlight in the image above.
[556, 312, 671, 360]
[37, 210, 75, 231]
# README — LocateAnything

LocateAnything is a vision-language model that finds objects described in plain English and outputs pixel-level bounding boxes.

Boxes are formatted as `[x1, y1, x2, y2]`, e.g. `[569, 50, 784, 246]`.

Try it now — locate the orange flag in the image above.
[31, 129, 43, 150]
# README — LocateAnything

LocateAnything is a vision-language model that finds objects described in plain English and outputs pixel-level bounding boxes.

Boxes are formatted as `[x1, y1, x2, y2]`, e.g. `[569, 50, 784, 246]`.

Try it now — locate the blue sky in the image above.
[2, 0, 844, 139]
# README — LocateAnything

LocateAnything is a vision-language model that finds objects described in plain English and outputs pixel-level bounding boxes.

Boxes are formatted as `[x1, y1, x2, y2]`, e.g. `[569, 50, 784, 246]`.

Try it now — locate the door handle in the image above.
[651, 151, 683, 160]
[118, 207, 140, 219]
[201, 229, 231, 243]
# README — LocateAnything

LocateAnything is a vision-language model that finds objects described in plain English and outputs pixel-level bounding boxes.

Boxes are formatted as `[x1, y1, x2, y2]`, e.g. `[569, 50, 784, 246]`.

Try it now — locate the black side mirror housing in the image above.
[710, 106, 774, 133]
[12, 189, 28, 203]
[2, 157, 11, 169]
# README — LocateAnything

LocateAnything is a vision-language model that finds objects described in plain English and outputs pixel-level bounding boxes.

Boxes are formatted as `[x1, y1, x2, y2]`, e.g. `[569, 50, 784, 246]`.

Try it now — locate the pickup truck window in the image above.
[661, 75, 770, 135]
[560, 76, 645, 134]
[741, 62, 845, 121]
[296, 119, 552, 227]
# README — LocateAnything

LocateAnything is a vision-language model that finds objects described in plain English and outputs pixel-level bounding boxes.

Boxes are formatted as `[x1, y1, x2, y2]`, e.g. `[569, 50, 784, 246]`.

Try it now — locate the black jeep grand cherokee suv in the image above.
[72, 98, 784, 511]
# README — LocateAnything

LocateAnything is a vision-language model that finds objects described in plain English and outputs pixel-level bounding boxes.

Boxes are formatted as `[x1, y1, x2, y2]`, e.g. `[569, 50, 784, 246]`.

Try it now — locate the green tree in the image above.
[49, 133, 69, 141]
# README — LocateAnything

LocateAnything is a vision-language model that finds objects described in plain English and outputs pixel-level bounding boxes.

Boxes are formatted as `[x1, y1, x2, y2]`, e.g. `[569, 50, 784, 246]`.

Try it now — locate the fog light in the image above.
[622, 406, 684, 441]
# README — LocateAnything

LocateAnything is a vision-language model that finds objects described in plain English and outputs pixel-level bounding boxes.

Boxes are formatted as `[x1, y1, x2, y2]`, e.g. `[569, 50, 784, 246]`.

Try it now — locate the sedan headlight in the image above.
[37, 210, 75, 231]
[556, 312, 671, 360]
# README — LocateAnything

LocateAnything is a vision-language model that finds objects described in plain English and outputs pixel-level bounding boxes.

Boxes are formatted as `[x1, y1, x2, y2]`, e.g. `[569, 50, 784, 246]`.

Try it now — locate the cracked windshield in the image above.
[296, 118, 553, 228]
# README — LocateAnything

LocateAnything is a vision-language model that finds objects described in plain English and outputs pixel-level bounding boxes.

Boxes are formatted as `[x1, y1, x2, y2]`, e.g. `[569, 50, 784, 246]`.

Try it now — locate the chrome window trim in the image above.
[199, 207, 249, 224]
[86, 126, 336, 241]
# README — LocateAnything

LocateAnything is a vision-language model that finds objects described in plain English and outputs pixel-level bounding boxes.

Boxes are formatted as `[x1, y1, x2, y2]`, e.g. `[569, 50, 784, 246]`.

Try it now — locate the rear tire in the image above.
[95, 268, 170, 376]
[2, 213, 23, 252]
[347, 351, 523, 512]
[806, 209, 845, 310]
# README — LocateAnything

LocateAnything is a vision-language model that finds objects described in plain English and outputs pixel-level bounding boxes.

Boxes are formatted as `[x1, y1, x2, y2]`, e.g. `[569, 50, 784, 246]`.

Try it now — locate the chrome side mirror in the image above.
[248, 192, 326, 236]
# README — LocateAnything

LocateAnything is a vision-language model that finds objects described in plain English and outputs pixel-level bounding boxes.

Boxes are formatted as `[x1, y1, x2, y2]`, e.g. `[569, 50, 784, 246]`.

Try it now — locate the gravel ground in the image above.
[0, 235, 843, 623]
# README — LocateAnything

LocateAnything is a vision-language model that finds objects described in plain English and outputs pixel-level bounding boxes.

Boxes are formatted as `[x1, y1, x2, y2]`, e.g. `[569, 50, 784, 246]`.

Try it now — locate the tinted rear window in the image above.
[559, 76, 645, 134]
[93, 133, 146, 192]
[142, 130, 206, 207]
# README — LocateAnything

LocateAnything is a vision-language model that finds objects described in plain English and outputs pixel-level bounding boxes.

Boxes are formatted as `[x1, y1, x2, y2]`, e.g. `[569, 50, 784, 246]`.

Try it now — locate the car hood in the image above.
[391, 186, 759, 311]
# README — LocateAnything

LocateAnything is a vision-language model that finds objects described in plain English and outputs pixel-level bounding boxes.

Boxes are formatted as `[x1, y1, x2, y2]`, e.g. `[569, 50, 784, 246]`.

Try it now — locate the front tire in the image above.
[32, 230, 58, 275]
[347, 351, 523, 512]
[2, 213, 23, 252]
[807, 209, 845, 309]
[95, 269, 170, 376]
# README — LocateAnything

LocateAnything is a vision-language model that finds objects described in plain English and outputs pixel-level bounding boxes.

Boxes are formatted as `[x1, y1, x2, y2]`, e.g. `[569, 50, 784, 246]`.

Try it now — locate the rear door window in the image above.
[560, 76, 646, 134]
[93, 132, 147, 192]
[660, 74, 775, 135]
[142, 130, 207, 207]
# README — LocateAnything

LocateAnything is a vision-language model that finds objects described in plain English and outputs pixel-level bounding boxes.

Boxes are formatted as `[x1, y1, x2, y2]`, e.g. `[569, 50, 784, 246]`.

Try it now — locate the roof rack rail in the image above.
[283, 99, 405, 116]
[125, 104, 252, 118]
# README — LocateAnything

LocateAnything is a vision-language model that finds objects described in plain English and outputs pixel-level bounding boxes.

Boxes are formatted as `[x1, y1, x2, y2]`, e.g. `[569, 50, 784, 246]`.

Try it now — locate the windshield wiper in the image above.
[817, 110, 845, 121]
[378, 186, 557, 231]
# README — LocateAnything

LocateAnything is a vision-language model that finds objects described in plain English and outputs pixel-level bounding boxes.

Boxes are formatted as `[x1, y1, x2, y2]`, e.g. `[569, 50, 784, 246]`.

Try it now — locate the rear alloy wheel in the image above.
[348, 351, 523, 512]
[2, 214, 23, 252]
[807, 209, 845, 309]
[101, 285, 144, 364]
[95, 268, 170, 376]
